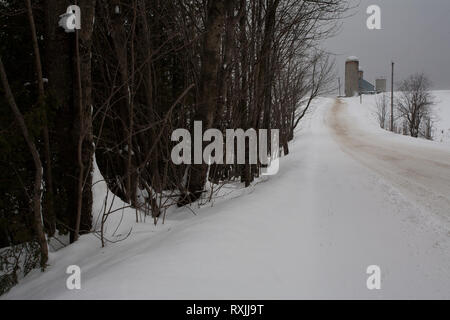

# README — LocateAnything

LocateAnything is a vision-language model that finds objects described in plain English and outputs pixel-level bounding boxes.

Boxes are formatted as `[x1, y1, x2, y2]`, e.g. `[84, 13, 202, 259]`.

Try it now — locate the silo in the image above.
[376, 78, 387, 93]
[345, 56, 359, 97]
[358, 67, 364, 80]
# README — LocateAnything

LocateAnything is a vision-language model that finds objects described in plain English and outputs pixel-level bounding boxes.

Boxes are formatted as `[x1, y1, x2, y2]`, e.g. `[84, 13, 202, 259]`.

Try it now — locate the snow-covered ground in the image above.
[360, 90, 450, 145]
[2, 95, 450, 300]
[429, 90, 450, 145]
[338, 94, 450, 224]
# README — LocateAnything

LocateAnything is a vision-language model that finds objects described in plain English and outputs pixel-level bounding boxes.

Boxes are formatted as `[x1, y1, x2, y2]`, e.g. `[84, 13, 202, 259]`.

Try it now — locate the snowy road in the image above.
[278, 97, 450, 299]
[331, 99, 450, 230]
[3, 98, 450, 299]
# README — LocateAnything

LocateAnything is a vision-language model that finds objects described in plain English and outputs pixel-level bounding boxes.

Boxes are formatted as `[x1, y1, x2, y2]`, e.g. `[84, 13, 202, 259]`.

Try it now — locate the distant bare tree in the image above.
[396, 73, 434, 138]
[375, 93, 388, 129]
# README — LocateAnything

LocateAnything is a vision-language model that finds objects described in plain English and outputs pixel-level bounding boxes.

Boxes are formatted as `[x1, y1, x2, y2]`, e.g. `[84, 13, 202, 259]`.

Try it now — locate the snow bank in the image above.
[2, 97, 449, 300]
[432, 90, 450, 145]
[343, 90, 450, 147]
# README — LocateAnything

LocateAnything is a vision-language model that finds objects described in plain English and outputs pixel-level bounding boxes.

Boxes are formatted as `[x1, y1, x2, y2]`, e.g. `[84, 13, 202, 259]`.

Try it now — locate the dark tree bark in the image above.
[26, 0, 56, 236]
[180, 0, 225, 205]
[0, 56, 48, 269]
[44, 0, 94, 242]
[73, 0, 96, 242]
[257, 0, 279, 130]
[44, 0, 76, 240]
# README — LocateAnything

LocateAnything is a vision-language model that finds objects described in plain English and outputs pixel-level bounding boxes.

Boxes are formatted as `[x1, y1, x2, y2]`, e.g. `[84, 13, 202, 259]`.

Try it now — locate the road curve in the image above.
[329, 99, 450, 227]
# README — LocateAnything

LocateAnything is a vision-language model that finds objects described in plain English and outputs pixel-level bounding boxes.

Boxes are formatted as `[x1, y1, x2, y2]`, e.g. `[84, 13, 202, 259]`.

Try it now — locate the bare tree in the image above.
[0, 56, 48, 269]
[25, 0, 56, 236]
[182, 0, 226, 204]
[396, 73, 434, 138]
[375, 93, 388, 129]
[290, 52, 335, 134]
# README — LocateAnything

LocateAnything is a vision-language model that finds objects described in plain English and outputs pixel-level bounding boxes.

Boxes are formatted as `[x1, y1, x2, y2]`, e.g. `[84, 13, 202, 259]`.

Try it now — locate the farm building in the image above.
[345, 56, 376, 96]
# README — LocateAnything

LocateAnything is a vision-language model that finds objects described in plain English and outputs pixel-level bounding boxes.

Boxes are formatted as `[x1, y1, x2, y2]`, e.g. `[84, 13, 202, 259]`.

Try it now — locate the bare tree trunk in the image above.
[238, 1, 252, 187]
[73, 0, 96, 242]
[181, 0, 225, 205]
[43, 0, 95, 242]
[138, 0, 162, 200]
[73, 26, 84, 242]
[257, 0, 279, 129]
[108, 0, 137, 205]
[0, 56, 48, 269]
[25, 0, 56, 236]
[44, 0, 77, 242]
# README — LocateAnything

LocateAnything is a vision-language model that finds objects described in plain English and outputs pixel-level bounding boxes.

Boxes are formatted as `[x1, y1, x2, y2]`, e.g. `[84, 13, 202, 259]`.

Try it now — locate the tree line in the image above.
[376, 73, 435, 138]
[0, 0, 349, 294]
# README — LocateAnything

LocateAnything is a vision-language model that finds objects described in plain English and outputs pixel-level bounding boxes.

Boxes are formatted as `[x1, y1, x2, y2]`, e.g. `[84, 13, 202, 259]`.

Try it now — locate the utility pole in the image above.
[390, 61, 394, 132]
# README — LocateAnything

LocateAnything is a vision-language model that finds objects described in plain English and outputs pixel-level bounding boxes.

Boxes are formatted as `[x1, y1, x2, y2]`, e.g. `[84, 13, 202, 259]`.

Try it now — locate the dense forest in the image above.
[0, 0, 349, 294]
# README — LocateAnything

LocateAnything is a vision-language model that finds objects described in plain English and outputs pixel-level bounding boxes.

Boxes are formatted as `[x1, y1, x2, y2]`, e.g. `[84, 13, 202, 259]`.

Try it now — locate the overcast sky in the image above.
[323, 0, 450, 91]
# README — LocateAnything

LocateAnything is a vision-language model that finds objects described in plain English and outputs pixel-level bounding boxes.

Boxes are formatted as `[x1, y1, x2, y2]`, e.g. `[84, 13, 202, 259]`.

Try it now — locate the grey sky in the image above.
[323, 0, 450, 91]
